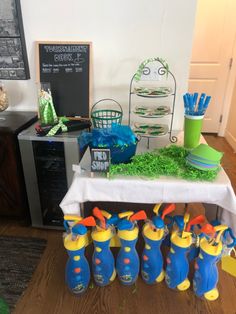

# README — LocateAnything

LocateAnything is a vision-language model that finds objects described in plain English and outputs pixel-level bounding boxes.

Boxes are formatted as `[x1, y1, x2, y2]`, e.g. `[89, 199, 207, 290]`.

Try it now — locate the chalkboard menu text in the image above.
[36, 41, 92, 118]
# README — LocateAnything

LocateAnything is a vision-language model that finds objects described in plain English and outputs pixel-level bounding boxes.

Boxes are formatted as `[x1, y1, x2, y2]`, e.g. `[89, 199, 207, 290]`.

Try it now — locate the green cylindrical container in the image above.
[184, 115, 204, 149]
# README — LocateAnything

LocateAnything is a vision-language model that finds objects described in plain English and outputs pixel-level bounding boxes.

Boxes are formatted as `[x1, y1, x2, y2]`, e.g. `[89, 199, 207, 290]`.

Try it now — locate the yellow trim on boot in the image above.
[91, 227, 113, 242]
[156, 270, 165, 283]
[177, 278, 190, 291]
[118, 227, 139, 241]
[64, 233, 87, 251]
[110, 269, 116, 282]
[171, 231, 192, 248]
[143, 224, 164, 241]
[200, 238, 223, 256]
[204, 288, 219, 301]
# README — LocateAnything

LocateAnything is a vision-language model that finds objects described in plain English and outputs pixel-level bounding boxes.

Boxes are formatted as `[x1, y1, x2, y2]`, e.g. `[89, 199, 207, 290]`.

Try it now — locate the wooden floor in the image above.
[204, 134, 236, 193]
[1, 135, 236, 314]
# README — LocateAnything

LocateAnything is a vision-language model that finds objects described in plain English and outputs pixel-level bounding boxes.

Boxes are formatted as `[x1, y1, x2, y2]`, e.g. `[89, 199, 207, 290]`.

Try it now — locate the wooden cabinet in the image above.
[0, 111, 37, 217]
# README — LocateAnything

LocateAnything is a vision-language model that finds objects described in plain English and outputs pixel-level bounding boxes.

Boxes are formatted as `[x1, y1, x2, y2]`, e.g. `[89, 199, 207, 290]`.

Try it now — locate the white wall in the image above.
[3, 0, 197, 130]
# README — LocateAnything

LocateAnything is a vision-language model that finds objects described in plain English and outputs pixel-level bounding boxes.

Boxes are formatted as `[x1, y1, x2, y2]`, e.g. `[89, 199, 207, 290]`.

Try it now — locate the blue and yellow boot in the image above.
[63, 215, 96, 295]
[141, 203, 175, 284]
[165, 213, 205, 291]
[116, 210, 147, 285]
[91, 207, 116, 286]
[193, 225, 229, 301]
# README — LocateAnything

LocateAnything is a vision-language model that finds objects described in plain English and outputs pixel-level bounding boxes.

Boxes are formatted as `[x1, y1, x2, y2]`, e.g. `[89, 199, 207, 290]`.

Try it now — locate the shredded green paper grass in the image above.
[110, 145, 219, 181]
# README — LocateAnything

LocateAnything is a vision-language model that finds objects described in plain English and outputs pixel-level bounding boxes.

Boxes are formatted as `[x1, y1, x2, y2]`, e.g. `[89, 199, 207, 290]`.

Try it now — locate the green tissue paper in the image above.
[110, 145, 220, 181]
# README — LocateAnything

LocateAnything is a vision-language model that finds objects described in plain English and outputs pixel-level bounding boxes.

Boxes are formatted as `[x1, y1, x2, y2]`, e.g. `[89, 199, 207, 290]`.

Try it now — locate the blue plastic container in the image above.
[110, 142, 137, 164]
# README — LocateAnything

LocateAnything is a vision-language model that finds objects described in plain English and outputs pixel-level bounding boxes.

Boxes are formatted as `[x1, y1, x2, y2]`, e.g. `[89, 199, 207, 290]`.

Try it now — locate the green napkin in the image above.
[191, 144, 223, 163]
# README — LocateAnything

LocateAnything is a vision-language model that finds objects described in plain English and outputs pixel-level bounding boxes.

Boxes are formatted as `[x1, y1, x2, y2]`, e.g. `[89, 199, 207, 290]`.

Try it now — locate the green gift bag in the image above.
[184, 115, 204, 149]
[38, 83, 58, 126]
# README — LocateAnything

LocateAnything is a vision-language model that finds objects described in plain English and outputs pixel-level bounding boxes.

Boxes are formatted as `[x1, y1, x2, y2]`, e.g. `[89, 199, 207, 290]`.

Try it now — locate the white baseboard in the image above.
[225, 130, 236, 152]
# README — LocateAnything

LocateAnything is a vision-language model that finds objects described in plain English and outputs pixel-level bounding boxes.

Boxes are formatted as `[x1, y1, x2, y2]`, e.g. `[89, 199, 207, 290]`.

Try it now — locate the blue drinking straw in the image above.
[187, 93, 194, 115]
[196, 93, 206, 115]
[183, 94, 189, 115]
[193, 93, 198, 111]
[201, 96, 211, 115]
[183, 92, 211, 116]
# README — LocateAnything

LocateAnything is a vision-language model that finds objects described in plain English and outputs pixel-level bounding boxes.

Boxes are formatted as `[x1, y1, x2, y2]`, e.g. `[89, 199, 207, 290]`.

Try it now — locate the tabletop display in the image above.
[24, 53, 236, 302]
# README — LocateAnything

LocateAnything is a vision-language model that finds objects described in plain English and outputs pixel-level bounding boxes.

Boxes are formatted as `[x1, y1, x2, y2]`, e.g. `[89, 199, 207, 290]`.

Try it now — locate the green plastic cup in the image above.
[184, 115, 204, 149]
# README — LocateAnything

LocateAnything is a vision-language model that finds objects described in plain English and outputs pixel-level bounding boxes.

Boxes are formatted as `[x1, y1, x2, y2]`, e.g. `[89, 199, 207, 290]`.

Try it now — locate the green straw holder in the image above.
[184, 115, 204, 149]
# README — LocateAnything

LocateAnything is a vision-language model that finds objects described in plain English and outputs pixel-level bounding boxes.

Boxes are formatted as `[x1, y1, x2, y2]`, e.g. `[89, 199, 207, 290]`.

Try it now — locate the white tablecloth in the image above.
[60, 147, 236, 234]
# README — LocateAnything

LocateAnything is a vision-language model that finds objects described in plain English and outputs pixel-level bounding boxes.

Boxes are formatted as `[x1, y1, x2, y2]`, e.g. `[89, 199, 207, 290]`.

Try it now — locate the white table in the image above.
[60, 135, 236, 233]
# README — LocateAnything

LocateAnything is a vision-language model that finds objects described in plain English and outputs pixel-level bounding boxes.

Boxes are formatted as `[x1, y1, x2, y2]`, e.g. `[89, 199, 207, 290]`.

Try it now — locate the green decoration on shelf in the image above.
[38, 89, 58, 126]
[46, 117, 69, 136]
[110, 145, 220, 181]
[134, 57, 169, 82]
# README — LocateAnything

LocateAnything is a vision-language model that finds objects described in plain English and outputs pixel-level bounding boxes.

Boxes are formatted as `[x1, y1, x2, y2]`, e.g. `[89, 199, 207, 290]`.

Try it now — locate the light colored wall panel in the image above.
[3, 0, 197, 131]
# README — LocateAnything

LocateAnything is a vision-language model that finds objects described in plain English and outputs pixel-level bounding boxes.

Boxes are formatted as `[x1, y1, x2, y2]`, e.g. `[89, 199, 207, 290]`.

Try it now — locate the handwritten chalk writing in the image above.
[94, 151, 108, 161]
[42, 68, 52, 73]
[65, 68, 73, 73]
[91, 149, 110, 173]
[91, 161, 109, 171]
[38, 42, 91, 117]
[44, 45, 88, 53]
[54, 54, 73, 62]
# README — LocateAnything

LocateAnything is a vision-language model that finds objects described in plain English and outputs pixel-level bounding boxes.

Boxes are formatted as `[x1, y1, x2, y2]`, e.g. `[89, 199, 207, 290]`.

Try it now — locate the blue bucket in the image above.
[110, 142, 137, 164]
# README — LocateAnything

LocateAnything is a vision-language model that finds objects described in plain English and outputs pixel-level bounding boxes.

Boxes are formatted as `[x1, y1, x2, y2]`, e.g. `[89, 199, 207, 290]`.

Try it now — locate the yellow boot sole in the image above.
[177, 278, 190, 291]
[204, 288, 219, 301]
[110, 269, 116, 282]
[156, 270, 165, 283]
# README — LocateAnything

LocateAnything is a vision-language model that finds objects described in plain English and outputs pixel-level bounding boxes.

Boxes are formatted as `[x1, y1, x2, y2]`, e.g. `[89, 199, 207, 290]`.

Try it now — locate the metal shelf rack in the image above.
[128, 58, 177, 148]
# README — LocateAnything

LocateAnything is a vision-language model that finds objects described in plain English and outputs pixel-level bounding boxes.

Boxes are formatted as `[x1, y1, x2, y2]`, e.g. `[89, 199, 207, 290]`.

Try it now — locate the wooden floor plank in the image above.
[1, 135, 235, 314]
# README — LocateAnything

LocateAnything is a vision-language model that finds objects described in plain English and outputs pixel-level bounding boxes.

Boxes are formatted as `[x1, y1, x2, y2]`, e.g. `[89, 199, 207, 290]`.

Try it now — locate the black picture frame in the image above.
[0, 0, 30, 80]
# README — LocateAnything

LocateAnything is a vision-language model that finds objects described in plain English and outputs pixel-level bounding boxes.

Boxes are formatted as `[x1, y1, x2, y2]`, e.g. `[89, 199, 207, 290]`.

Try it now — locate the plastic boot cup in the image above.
[193, 237, 221, 301]
[92, 227, 116, 286]
[141, 223, 165, 284]
[64, 234, 90, 295]
[184, 115, 204, 149]
[165, 231, 192, 291]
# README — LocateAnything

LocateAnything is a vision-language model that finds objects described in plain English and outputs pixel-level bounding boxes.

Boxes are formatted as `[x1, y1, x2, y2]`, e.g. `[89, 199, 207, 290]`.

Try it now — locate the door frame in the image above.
[218, 35, 236, 136]
[189, 0, 236, 135]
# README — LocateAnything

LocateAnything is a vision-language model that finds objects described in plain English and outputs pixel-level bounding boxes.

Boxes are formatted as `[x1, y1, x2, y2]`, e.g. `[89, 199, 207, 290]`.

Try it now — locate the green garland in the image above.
[134, 57, 169, 82]
[110, 145, 220, 181]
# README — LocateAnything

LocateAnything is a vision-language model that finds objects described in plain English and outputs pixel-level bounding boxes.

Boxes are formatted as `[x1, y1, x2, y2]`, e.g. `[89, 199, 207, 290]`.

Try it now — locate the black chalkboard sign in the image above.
[36, 41, 92, 117]
[91, 149, 110, 173]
